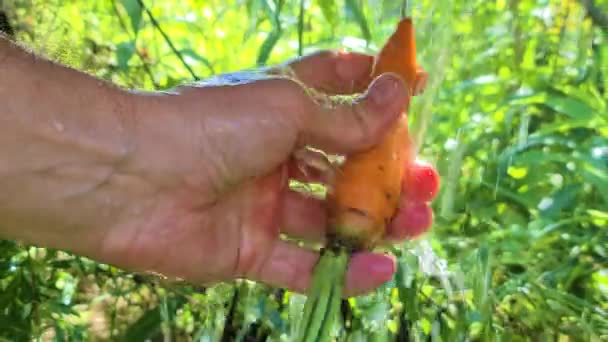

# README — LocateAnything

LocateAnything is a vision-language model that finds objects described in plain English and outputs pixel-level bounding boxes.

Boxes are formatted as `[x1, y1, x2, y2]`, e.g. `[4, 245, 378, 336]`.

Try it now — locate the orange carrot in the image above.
[327, 17, 418, 251]
[296, 13, 422, 342]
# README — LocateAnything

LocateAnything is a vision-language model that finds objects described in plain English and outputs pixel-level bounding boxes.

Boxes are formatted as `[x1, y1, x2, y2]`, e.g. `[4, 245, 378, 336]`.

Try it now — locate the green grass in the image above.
[1, 0, 607, 340]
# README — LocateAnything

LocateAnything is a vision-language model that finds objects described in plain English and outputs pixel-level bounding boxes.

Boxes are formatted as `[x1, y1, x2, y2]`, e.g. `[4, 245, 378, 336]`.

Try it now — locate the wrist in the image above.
[0, 88, 138, 250]
[124, 90, 205, 189]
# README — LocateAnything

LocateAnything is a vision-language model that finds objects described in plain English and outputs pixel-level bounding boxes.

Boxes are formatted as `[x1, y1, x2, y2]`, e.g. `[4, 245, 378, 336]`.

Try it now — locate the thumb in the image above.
[298, 73, 409, 154]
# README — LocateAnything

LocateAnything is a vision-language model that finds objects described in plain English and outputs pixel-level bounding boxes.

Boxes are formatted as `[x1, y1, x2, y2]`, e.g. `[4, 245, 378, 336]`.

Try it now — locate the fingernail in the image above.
[371, 255, 396, 276]
[369, 74, 402, 107]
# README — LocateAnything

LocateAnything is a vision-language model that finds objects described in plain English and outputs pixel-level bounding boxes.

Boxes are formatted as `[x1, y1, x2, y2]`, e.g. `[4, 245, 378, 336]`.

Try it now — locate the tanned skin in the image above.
[0, 35, 437, 296]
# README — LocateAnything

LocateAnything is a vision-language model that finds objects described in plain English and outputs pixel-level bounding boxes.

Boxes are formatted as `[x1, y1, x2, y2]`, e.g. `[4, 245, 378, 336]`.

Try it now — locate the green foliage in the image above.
[1, 0, 608, 340]
[344, 0, 371, 43]
[121, 0, 143, 35]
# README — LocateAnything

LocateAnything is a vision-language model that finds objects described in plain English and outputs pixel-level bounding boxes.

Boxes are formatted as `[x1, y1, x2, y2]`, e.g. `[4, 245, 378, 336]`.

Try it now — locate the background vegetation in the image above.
[1, 0, 607, 340]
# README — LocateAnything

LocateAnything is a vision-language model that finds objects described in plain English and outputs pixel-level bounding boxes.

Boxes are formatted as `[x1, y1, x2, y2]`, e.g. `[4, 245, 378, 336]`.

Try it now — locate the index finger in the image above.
[269, 50, 374, 95]
[279, 158, 440, 243]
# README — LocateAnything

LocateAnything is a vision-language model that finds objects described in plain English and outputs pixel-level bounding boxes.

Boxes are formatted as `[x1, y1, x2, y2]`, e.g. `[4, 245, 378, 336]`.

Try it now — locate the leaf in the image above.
[533, 118, 598, 136]
[121, 0, 143, 35]
[580, 163, 608, 205]
[256, 0, 283, 66]
[0, 276, 20, 309]
[116, 41, 135, 70]
[20, 303, 32, 320]
[257, 30, 282, 66]
[587, 209, 608, 220]
[601, 43, 608, 98]
[45, 302, 79, 316]
[345, 0, 371, 42]
[538, 184, 581, 218]
[512, 150, 571, 166]
[243, 0, 265, 42]
[453, 74, 500, 92]
[542, 94, 595, 120]
[507, 166, 528, 179]
[262, 0, 281, 28]
[509, 92, 594, 120]
[122, 307, 162, 341]
[49, 260, 75, 269]
[381, 0, 401, 18]
[298, 0, 305, 56]
[480, 181, 535, 208]
[54, 323, 66, 342]
[179, 49, 215, 74]
[317, 0, 338, 27]
[395, 255, 419, 323]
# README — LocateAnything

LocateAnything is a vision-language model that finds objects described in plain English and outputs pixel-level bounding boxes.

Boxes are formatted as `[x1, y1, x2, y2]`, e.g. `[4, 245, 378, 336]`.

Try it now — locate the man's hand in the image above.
[0, 35, 437, 296]
[101, 51, 437, 296]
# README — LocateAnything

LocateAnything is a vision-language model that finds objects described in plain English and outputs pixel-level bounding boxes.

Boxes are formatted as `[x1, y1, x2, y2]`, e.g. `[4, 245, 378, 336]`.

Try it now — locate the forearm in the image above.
[0, 35, 138, 250]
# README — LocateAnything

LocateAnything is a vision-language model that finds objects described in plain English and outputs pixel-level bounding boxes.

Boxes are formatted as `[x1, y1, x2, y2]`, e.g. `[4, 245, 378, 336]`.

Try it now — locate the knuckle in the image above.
[311, 49, 339, 60]
[273, 78, 309, 107]
[261, 77, 310, 118]
[349, 102, 375, 147]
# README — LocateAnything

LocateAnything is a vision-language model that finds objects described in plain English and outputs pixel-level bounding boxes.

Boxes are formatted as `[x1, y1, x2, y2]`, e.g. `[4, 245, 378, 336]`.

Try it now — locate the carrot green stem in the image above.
[316, 251, 348, 342]
[301, 254, 333, 342]
[296, 248, 349, 342]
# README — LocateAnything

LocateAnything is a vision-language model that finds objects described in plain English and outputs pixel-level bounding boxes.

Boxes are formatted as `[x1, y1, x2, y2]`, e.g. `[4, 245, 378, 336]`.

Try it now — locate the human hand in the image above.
[90, 51, 438, 296]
